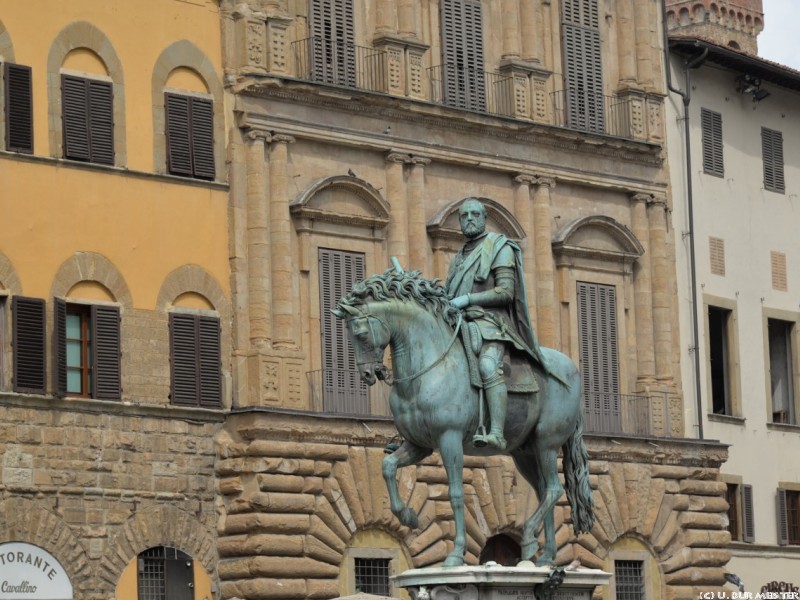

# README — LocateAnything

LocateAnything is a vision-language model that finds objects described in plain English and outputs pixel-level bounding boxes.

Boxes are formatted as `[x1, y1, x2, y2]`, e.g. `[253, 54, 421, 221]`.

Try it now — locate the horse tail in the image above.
[562, 412, 595, 534]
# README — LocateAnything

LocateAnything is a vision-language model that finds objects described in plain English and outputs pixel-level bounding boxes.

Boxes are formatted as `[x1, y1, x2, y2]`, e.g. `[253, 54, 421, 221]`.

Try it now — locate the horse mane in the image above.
[338, 268, 460, 327]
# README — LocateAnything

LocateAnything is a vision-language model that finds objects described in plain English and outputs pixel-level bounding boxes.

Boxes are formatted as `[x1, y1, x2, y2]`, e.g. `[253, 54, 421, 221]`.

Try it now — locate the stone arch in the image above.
[0, 498, 93, 592]
[99, 504, 216, 590]
[0, 18, 14, 62]
[156, 264, 229, 317]
[151, 40, 225, 180]
[46, 21, 127, 164]
[428, 196, 526, 242]
[291, 175, 391, 231]
[0, 251, 23, 294]
[50, 251, 133, 308]
[552, 215, 644, 267]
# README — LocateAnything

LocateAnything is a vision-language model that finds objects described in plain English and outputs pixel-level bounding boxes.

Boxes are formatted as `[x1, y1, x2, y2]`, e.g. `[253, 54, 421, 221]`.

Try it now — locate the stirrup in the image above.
[473, 433, 488, 448]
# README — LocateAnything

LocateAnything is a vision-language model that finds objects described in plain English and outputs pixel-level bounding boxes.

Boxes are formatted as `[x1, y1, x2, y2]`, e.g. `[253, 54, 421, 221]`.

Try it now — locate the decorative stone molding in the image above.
[50, 251, 133, 308]
[498, 59, 552, 122]
[513, 173, 537, 186]
[372, 34, 430, 98]
[534, 175, 557, 189]
[552, 215, 644, 271]
[0, 251, 23, 295]
[266, 16, 292, 74]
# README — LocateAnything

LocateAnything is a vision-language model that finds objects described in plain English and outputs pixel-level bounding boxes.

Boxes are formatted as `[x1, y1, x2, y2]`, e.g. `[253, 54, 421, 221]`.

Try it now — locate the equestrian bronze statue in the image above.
[332, 198, 594, 567]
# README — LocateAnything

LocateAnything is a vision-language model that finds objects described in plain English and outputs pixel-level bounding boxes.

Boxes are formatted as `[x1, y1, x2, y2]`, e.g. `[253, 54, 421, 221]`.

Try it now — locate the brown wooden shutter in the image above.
[87, 79, 114, 165]
[62, 75, 91, 161]
[777, 488, 789, 546]
[91, 304, 121, 400]
[198, 315, 222, 407]
[562, 0, 604, 132]
[170, 312, 199, 405]
[309, 0, 355, 85]
[12, 296, 46, 394]
[165, 93, 193, 176]
[318, 248, 367, 412]
[4, 63, 33, 153]
[190, 97, 215, 180]
[54, 298, 67, 397]
[701, 108, 724, 177]
[742, 483, 755, 543]
[762, 127, 785, 193]
[440, 0, 485, 111]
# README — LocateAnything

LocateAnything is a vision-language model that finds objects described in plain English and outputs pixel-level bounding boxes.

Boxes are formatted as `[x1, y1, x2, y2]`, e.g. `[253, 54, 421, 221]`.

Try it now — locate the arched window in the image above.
[137, 546, 194, 600]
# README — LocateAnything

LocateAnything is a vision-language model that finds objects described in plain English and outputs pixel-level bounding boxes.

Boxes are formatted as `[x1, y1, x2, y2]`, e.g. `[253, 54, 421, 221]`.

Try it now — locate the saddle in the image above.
[459, 309, 540, 394]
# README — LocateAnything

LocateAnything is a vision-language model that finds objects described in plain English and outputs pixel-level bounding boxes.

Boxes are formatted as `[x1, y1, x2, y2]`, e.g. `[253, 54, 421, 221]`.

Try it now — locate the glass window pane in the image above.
[67, 369, 82, 393]
[66, 340, 82, 367]
[66, 314, 81, 339]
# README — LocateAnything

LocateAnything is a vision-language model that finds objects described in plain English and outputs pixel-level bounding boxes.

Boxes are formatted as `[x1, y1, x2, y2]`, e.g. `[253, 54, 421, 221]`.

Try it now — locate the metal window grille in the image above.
[138, 547, 167, 600]
[615, 560, 645, 600]
[354, 557, 391, 596]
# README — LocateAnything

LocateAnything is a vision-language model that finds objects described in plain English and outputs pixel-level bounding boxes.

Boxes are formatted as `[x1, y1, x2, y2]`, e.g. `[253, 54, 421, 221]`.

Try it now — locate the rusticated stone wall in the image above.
[217, 411, 730, 600]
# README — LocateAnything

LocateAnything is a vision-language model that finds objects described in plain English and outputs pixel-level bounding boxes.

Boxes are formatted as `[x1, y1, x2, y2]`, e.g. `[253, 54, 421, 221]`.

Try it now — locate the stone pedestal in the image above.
[394, 564, 611, 600]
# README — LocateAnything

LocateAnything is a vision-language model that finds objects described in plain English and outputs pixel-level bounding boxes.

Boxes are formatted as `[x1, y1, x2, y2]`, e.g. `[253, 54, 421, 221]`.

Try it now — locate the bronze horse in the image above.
[333, 268, 594, 567]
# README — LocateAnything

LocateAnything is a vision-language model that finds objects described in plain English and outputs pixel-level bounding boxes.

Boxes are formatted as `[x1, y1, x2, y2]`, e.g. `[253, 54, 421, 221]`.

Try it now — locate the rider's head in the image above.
[459, 198, 487, 240]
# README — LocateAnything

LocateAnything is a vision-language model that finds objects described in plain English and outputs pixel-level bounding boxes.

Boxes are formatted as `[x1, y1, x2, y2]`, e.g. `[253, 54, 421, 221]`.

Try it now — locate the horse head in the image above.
[331, 302, 391, 385]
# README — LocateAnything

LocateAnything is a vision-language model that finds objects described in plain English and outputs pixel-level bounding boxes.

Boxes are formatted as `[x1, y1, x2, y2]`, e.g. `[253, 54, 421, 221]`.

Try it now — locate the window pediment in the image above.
[291, 176, 390, 230]
[552, 215, 643, 265]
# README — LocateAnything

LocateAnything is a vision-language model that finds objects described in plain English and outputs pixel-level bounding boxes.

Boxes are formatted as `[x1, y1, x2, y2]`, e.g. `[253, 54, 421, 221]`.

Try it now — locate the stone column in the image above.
[617, 0, 637, 84]
[247, 130, 272, 348]
[398, 0, 417, 37]
[532, 176, 556, 348]
[648, 196, 673, 382]
[376, 0, 395, 34]
[514, 174, 537, 329]
[520, 0, 539, 62]
[407, 156, 431, 274]
[634, 0, 654, 88]
[268, 134, 297, 349]
[502, 0, 521, 59]
[386, 152, 410, 268]
[630, 193, 655, 384]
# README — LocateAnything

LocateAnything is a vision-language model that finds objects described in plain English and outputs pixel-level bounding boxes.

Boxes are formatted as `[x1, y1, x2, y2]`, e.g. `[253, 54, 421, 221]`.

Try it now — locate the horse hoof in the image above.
[521, 542, 539, 561]
[535, 556, 555, 567]
[443, 555, 464, 567]
[399, 507, 419, 529]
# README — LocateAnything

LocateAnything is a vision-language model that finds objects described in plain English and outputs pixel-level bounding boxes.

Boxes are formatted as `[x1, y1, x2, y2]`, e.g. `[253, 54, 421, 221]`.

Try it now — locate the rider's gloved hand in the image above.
[451, 295, 470, 309]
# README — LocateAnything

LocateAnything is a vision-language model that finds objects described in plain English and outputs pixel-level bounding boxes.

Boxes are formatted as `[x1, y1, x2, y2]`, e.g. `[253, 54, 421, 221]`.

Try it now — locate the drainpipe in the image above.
[661, 0, 707, 439]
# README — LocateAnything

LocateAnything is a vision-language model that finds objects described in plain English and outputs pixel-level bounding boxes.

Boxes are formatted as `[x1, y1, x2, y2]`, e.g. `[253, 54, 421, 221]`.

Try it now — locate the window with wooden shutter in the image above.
[169, 313, 221, 407]
[4, 63, 33, 153]
[54, 300, 121, 399]
[577, 281, 620, 432]
[725, 484, 741, 541]
[12, 296, 46, 394]
[561, 0, 604, 133]
[440, 0, 486, 111]
[61, 74, 114, 165]
[165, 93, 215, 180]
[762, 127, 785, 194]
[742, 483, 755, 543]
[701, 108, 723, 177]
[708, 305, 733, 415]
[309, 0, 356, 87]
[318, 248, 368, 414]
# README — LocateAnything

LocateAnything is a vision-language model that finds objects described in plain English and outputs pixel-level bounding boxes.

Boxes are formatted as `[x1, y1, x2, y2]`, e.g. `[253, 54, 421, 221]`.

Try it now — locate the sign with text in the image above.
[0, 543, 73, 599]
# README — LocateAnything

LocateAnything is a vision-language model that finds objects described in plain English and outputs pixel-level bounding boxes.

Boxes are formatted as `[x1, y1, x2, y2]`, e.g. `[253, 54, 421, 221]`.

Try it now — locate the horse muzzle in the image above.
[360, 362, 389, 386]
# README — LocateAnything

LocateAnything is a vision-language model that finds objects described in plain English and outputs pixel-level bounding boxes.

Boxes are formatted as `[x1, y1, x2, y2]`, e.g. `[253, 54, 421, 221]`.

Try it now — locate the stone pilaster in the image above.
[634, 0, 655, 89]
[266, 16, 292, 74]
[407, 156, 431, 274]
[630, 193, 655, 387]
[246, 130, 272, 349]
[398, 0, 418, 38]
[501, 0, 521, 59]
[386, 152, 411, 269]
[617, 0, 637, 84]
[376, 0, 396, 33]
[519, 0, 541, 63]
[648, 195, 673, 384]
[514, 174, 538, 329]
[233, 5, 268, 75]
[533, 176, 556, 348]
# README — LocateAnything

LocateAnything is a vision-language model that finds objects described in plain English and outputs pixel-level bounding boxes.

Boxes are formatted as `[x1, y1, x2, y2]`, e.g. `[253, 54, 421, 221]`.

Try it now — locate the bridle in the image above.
[348, 304, 463, 385]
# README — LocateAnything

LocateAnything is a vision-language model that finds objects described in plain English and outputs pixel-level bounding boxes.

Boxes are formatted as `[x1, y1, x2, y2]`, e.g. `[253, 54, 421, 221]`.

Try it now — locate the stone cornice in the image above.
[586, 434, 729, 468]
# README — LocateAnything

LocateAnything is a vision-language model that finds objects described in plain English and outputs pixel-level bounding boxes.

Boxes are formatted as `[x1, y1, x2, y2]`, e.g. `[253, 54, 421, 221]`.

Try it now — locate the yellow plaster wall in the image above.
[3, 160, 229, 308]
[1, 0, 223, 172]
[62, 48, 108, 75]
[166, 68, 209, 94]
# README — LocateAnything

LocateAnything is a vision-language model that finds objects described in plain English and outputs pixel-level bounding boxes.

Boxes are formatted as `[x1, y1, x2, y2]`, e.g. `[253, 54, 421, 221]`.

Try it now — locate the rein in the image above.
[384, 312, 462, 385]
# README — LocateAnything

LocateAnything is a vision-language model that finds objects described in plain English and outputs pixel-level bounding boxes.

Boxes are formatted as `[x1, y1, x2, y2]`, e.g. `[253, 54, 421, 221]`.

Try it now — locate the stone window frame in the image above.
[762, 307, 800, 428]
[0, 251, 22, 393]
[151, 40, 225, 181]
[46, 20, 127, 166]
[703, 294, 743, 420]
[0, 18, 18, 152]
[343, 546, 401, 597]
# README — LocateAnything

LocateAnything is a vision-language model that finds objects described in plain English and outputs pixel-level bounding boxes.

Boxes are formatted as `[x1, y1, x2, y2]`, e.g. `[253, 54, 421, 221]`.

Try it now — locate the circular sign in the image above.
[0, 543, 73, 600]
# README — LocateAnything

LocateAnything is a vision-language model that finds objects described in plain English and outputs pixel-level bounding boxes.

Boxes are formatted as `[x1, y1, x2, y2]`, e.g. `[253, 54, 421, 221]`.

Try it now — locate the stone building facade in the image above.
[0, 1, 229, 598]
[218, 0, 732, 598]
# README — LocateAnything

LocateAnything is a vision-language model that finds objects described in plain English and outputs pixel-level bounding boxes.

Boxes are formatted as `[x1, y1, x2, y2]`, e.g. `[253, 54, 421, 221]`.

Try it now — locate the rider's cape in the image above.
[445, 232, 551, 376]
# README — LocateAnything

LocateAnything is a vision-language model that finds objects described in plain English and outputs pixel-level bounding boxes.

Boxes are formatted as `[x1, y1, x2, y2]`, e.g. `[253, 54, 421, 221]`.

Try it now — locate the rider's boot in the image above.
[484, 382, 508, 450]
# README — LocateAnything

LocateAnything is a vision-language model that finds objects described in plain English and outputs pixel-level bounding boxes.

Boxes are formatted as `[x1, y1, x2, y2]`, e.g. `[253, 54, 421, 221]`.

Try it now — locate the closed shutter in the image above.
[92, 304, 121, 400]
[319, 248, 367, 413]
[62, 75, 91, 161]
[165, 93, 193, 176]
[562, 0, 604, 132]
[440, 0, 486, 111]
[762, 127, 785, 193]
[12, 296, 46, 394]
[309, 0, 355, 86]
[4, 63, 33, 153]
[88, 79, 114, 165]
[54, 298, 67, 397]
[742, 483, 755, 543]
[198, 316, 222, 407]
[777, 488, 789, 546]
[190, 97, 215, 180]
[701, 108, 724, 177]
[577, 281, 619, 431]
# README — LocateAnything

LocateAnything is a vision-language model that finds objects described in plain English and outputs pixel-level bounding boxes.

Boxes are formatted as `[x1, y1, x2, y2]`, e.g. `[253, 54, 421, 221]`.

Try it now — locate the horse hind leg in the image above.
[438, 429, 467, 567]
[532, 448, 563, 566]
[511, 451, 545, 562]
[382, 441, 432, 529]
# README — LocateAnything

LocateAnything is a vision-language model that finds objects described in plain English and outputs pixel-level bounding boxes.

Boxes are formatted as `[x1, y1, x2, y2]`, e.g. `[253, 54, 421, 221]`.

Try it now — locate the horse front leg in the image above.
[531, 448, 562, 566]
[382, 440, 432, 529]
[438, 429, 466, 567]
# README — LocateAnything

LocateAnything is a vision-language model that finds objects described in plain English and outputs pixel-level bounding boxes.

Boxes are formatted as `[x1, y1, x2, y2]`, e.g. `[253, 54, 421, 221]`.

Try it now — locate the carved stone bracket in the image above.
[266, 16, 292, 74]
[373, 33, 430, 98]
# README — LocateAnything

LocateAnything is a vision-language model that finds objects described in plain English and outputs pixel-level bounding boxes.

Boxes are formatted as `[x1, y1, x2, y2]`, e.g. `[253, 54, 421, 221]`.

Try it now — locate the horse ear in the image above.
[332, 303, 360, 318]
[331, 308, 346, 319]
